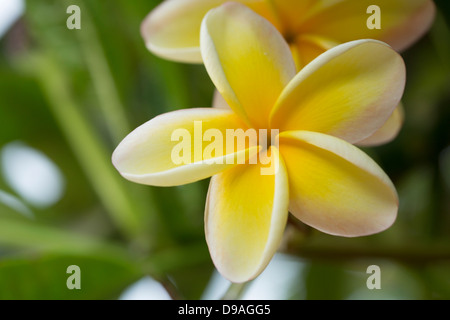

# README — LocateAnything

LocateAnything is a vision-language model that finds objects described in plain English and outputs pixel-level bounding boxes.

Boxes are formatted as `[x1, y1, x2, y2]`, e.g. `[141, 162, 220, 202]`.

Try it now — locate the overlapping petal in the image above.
[200, 2, 296, 129]
[270, 40, 406, 144]
[279, 131, 398, 237]
[356, 104, 405, 146]
[112, 108, 258, 187]
[290, 34, 340, 70]
[205, 147, 289, 282]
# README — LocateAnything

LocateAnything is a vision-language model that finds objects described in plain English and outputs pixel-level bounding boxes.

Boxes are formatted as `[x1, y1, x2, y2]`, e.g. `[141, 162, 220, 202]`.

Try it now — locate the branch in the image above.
[284, 241, 450, 264]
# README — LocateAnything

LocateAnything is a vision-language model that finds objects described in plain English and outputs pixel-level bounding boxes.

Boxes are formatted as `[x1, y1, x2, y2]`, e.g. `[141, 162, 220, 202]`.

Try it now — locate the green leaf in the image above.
[0, 190, 34, 219]
[425, 262, 450, 299]
[0, 216, 131, 260]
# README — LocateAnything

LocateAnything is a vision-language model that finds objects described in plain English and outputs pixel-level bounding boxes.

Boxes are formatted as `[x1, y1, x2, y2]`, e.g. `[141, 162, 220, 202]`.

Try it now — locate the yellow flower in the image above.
[114, 3, 405, 282]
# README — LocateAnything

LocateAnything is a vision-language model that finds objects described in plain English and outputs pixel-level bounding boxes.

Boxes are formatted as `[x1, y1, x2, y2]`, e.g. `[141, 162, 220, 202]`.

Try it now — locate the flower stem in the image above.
[285, 241, 450, 264]
[222, 282, 250, 300]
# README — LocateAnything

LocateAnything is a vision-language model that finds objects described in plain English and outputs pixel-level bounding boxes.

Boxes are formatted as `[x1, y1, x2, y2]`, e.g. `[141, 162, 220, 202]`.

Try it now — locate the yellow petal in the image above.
[141, 0, 224, 63]
[300, 0, 435, 52]
[141, 0, 279, 63]
[201, 2, 296, 129]
[356, 104, 405, 147]
[112, 108, 257, 187]
[279, 131, 398, 237]
[205, 147, 289, 282]
[291, 34, 340, 70]
[270, 40, 406, 144]
[268, 0, 318, 32]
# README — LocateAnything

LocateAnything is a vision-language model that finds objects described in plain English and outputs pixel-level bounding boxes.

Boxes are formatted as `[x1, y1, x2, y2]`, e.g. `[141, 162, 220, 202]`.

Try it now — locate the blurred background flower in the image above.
[0, 0, 449, 299]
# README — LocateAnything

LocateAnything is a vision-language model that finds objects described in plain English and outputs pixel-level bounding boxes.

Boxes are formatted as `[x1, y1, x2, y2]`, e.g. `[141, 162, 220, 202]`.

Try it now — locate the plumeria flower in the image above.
[142, 0, 434, 147]
[113, 3, 405, 282]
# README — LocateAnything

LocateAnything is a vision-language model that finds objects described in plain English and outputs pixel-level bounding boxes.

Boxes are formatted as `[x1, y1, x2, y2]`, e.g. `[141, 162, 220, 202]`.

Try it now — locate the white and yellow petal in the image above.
[141, 0, 227, 63]
[205, 147, 289, 282]
[298, 0, 435, 52]
[270, 40, 406, 144]
[112, 108, 257, 187]
[356, 104, 405, 147]
[212, 90, 230, 109]
[279, 131, 398, 237]
[201, 2, 296, 129]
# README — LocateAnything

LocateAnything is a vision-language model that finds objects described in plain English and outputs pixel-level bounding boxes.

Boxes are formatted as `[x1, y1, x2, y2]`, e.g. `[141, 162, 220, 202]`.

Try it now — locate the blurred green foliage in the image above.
[0, 0, 449, 299]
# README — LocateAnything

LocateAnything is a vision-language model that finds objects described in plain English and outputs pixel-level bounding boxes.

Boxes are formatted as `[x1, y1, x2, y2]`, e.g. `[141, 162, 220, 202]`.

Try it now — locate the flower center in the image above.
[284, 31, 297, 45]
[257, 128, 279, 152]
